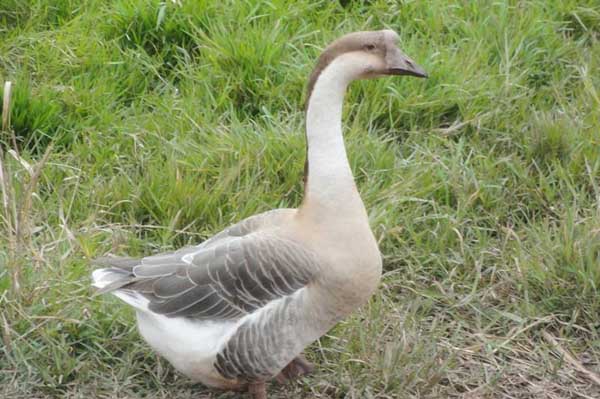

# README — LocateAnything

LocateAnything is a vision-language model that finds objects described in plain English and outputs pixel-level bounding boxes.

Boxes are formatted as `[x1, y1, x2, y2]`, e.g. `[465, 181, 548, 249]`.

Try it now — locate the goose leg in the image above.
[248, 381, 267, 399]
[276, 354, 315, 383]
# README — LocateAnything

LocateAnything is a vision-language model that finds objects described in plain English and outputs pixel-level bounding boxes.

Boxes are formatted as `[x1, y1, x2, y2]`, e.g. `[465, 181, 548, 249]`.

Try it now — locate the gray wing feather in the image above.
[93, 209, 317, 320]
[135, 233, 317, 319]
[96, 232, 317, 321]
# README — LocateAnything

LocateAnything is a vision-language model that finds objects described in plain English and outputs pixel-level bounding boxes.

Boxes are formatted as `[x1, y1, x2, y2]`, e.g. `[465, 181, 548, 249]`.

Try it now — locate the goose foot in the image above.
[248, 381, 267, 399]
[276, 354, 315, 383]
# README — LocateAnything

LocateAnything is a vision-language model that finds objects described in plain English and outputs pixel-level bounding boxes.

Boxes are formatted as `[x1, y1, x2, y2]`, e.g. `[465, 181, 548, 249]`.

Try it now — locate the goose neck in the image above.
[301, 55, 366, 220]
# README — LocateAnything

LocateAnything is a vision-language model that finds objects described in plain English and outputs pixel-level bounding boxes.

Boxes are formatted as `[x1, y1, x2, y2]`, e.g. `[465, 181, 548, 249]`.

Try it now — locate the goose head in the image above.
[307, 30, 427, 102]
[301, 30, 427, 217]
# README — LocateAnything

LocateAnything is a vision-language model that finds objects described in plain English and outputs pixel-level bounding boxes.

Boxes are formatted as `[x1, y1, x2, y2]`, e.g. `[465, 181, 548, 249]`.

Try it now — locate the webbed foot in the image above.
[275, 354, 315, 383]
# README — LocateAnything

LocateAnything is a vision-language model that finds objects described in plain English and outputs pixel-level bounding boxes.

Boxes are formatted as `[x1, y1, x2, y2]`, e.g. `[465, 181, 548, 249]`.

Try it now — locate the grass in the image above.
[1, 0, 599, 397]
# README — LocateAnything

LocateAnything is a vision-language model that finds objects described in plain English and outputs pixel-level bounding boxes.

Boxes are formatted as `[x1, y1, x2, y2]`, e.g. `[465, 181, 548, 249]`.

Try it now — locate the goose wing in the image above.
[114, 231, 318, 320]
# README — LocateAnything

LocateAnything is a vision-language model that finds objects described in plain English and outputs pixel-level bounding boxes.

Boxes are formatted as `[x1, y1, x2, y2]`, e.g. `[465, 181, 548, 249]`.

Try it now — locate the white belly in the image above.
[136, 311, 239, 388]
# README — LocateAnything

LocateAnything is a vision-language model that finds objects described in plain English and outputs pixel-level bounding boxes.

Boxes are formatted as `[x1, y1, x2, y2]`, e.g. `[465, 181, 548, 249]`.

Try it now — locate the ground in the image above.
[1, 0, 600, 398]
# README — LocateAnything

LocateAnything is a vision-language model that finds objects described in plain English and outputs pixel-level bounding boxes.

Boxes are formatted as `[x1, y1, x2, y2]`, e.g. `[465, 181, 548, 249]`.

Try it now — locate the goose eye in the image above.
[364, 44, 376, 51]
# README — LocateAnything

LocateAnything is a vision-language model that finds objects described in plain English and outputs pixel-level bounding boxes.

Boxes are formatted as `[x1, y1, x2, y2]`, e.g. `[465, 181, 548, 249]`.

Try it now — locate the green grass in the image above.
[1, 0, 600, 397]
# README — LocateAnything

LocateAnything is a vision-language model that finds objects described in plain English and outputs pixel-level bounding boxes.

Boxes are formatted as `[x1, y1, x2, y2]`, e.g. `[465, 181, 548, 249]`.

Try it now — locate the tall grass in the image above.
[1, 0, 599, 398]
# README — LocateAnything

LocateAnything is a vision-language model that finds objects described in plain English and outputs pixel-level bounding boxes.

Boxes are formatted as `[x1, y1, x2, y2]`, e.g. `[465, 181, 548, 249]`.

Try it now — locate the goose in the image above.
[91, 29, 427, 399]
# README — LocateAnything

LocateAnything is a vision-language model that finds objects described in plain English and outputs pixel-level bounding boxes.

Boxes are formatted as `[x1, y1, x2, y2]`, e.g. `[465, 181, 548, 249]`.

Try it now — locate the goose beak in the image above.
[385, 48, 428, 78]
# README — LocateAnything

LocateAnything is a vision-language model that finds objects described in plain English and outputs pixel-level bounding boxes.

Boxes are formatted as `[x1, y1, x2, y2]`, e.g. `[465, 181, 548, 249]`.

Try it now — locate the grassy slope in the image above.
[1, 0, 599, 397]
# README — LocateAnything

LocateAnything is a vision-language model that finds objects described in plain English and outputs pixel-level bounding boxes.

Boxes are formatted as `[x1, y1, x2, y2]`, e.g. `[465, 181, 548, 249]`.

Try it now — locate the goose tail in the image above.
[91, 256, 150, 311]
